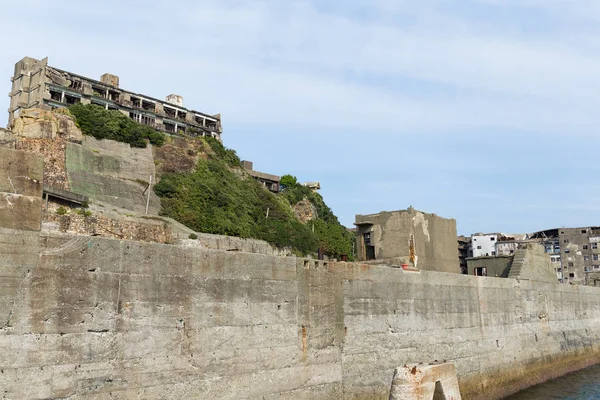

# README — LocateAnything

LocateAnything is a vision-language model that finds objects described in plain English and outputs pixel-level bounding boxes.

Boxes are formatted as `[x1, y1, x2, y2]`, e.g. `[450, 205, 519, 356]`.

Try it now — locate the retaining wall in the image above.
[1, 229, 600, 399]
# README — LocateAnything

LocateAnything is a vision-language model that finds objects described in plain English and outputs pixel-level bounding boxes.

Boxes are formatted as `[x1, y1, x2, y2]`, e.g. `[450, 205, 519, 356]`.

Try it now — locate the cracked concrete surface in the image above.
[1, 228, 600, 399]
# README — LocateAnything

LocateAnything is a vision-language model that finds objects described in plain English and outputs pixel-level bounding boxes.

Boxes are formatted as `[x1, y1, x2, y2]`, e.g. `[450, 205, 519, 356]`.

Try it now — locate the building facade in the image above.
[471, 233, 499, 257]
[529, 227, 600, 285]
[8, 57, 222, 140]
[354, 207, 460, 274]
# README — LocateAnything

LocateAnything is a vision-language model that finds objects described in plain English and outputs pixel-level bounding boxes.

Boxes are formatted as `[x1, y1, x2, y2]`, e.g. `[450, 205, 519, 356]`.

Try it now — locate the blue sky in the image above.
[2, 0, 600, 235]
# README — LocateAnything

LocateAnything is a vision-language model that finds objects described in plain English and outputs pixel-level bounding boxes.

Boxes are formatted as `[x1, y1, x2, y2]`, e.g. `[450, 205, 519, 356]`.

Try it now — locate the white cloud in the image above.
[3, 0, 600, 232]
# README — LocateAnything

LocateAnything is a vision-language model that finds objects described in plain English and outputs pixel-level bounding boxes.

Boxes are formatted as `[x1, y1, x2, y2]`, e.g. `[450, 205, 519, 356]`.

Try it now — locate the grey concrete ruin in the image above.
[8, 56, 222, 140]
[355, 207, 460, 274]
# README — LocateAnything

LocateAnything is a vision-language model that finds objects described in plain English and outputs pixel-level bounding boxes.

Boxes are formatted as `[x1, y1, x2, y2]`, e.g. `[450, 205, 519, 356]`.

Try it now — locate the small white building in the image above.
[471, 233, 498, 257]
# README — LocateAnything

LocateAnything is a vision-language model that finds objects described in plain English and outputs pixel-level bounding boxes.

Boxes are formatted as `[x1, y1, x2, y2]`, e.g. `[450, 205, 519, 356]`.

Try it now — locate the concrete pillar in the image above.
[389, 362, 462, 400]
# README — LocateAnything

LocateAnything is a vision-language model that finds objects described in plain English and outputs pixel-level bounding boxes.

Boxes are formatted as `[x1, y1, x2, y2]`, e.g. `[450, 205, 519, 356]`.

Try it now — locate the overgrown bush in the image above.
[153, 137, 352, 258]
[75, 208, 92, 217]
[204, 136, 241, 167]
[280, 174, 297, 189]
[56, 206, 67, 215]
[155, 152, 316, 254]
[281, 181, 354, 259]
[69, 104, 165, 148]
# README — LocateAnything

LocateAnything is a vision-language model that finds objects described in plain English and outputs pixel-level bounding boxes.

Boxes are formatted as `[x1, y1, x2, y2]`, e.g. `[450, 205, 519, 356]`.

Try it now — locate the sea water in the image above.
[504, 363, 600, 399]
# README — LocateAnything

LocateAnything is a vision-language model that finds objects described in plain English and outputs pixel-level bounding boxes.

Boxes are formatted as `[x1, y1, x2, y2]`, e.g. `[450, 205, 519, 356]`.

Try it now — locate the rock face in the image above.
[11, 109, 82, 189]
[11, 108, 82, 142]
[293, 197, 318, 223]
[152, 136, 207, 174]
[0, 128, 15, 148]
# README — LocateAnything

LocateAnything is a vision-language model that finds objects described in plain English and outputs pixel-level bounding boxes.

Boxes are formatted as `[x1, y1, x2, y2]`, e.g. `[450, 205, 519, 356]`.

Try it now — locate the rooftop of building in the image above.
[355, 207, 454, 225]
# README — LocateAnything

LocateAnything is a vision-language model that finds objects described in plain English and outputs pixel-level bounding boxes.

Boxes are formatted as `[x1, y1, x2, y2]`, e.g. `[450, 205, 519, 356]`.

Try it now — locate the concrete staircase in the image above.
[508, 249, 527, 279]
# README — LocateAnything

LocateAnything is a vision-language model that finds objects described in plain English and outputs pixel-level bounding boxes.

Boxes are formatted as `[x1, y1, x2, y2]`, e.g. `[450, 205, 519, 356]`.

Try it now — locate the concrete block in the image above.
[389, 362, 462, 400]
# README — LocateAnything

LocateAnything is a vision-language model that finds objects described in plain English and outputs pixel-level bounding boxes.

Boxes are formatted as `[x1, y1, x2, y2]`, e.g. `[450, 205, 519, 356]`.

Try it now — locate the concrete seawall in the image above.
[1, 228, 600, 399]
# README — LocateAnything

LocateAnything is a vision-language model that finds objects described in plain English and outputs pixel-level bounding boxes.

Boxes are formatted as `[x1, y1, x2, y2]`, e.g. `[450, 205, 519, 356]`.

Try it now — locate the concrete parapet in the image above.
[390, 362, 462, 400]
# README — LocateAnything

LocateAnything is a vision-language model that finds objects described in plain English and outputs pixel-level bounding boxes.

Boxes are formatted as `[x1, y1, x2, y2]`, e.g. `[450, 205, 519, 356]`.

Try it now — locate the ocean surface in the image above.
[504, 363, 600, 399]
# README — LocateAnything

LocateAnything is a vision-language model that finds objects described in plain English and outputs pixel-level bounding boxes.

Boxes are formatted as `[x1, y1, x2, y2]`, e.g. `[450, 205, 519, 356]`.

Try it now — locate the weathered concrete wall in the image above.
[0, 148, 43, 230]
[183, 231, 294, 256]
[0, 128, 16, 148]
[467, 255, 513, 277]
[43, 212, 173, 244]
[66, 137, 161, 214]
[16, 138, 70, 189]
[508, 243, 557, 283]
[2, 229, 600, 399]
[9, 109, 84, 189]
[356, 208, 460, 273]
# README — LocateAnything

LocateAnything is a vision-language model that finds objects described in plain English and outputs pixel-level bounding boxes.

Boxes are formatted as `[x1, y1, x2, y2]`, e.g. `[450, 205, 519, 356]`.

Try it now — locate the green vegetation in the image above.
[188, 233, 198, 240]
[68, 104, 165, 148]
[75, 208, 92, 217]
[56, 206, 67, 215]
[204, 136, 241, 167]
[280, 174, 297, 188]
[154, 138, 353, 258]
[280, 178, 354, 259]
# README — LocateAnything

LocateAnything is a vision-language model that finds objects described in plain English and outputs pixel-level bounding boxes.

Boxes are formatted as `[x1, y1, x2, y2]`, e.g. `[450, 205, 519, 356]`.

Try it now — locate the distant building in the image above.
[354, 207, 460, 274]
[471, 233, 526, 257]
[241, 160, 280, 193]
[466, 243, 557, 283]
[467, 227, 600, 284]
[531, 227, 600, 285]
[304, 182, 321, 191]
[457, 235, 471, 274]
[471, 233, 499, 257]
[8, 57, 223, 140]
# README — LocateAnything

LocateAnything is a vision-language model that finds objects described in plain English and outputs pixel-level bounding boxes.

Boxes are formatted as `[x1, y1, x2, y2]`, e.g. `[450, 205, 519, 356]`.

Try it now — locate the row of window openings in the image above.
[557, 271, 576, 278]
[565, 266, 600, 272]
[473, 237, 496, 242]
[562, 239, 598, 249]
[50, 88, 218, 130]
[559, 230, 588, 235]
[564, 257, 600, 267]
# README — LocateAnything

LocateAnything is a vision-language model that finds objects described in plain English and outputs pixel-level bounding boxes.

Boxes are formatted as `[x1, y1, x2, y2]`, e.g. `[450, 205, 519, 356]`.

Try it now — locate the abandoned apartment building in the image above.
[8, 57, 222, 139]
[354, 207, 460, 274]
[530, 227, 600, 286]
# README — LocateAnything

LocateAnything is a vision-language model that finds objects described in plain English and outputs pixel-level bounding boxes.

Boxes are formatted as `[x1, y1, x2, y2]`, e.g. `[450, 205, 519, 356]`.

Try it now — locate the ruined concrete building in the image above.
[241, 160, 280, 193]
[354, 207, 460, 273]
[8, 57, 222, 140]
